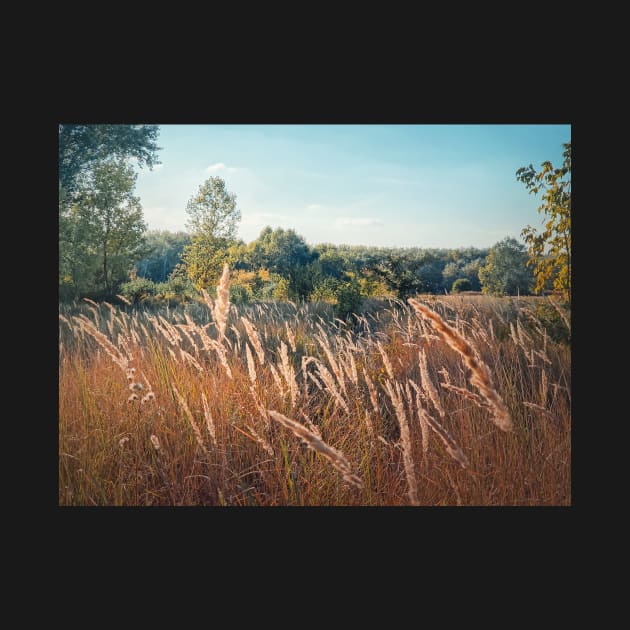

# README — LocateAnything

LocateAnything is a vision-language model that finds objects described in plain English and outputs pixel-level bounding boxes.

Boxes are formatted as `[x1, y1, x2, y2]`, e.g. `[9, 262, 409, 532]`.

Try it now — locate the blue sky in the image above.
[134, 124, 571, 249]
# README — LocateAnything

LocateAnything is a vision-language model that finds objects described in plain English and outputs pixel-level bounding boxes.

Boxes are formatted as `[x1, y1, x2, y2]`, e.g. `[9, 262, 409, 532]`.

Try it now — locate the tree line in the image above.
[58, 125, 570, 312]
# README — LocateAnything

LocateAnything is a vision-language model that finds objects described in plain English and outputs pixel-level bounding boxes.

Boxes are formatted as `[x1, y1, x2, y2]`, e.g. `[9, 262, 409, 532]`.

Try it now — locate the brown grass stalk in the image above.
[267, 410, 363, 490]
[408, 298, 512, 432]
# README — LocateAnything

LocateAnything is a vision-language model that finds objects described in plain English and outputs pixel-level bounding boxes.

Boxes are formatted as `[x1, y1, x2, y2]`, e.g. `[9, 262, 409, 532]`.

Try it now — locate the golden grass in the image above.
[59, 290, 571, 506]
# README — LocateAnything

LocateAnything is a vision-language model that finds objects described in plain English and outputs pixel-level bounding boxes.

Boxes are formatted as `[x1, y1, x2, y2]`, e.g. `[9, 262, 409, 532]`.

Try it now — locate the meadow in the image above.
[58, 268, 571, 506]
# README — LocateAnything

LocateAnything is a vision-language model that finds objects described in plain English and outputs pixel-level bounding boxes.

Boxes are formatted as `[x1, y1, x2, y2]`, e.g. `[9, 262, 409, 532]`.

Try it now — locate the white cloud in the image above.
[335, 217, 383, 227]
[207, 162, 238, 173]
[307, 204, 322, 210]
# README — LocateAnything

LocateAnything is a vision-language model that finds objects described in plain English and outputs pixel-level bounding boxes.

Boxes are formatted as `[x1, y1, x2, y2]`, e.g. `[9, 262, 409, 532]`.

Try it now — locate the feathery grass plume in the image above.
[241, 316, 265, 364]
[200, 286, 214, 312]
[58, 313, 73, 328]
[208, 337, 233, 379]
[523, 401, 555, 419]
[548, 296, 571, 331]
[76, 316, 128, 372]
[179, 347, 205, 373]
[534, 349, 552, 365]
[340, 350, 358, 387]
[130, 326, 142, 347]
[440, 382, 489, 408]
[268, 410, 363, 490]
[407, 298, 512, 432]
[417, 398, 468, 468]
[118, 333, 134, 362]
[244, 424, 275, 456]
[285, 322, 297, 353]
[408, 380, 429, 454]
[383, 380, 419, 505]
[230, 324, 241, 344]
[377, 342, 395, 380]
[269, 363, 286, 396]
[301, 355, 318, 390]
[316, 334, 347, 395]
[116, 294, 132, 306]
[173, 386, 210, 457]
[314, 360, 349, 413]
[201, 392, 218, 447]
[176, 324, 200, 355]
[249, 386, 271, 428]
[308, 372, 324, 392]
[159, 315, 183, 345]
[347, 352, 359, 387]
[245, 342, 257, 386]
[106, 313, 115, 338]
[213, 263, 231, 341]
[150, 434, 161, 450]
[299, 411, 322, 439]
[362, 368, 380, 417]
[418, 349, 445, 419]
[279, 341, 298, 408]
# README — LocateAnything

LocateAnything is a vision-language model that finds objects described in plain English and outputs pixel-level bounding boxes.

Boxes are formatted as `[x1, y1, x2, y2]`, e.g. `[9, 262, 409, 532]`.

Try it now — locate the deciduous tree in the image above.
[517, 142, 571, 303]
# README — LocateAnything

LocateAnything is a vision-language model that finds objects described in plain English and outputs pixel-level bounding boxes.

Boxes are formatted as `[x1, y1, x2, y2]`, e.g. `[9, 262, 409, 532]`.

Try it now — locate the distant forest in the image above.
[61, 125, 571, 312]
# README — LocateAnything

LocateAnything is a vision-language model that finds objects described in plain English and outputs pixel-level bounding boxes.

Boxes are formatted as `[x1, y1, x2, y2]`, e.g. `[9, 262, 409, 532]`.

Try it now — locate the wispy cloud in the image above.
[207, 162, 239, 173]
[306, 203, 322, 210]
[335, 217, 384, 228]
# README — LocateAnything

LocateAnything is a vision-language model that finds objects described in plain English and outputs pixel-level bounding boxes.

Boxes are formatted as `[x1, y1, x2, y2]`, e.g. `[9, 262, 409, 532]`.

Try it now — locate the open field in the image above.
[59, 291, 570, 506]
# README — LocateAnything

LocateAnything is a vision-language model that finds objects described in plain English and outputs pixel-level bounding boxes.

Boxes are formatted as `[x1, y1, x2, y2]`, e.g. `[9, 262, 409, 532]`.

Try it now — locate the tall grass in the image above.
[59, 289, 571, 505]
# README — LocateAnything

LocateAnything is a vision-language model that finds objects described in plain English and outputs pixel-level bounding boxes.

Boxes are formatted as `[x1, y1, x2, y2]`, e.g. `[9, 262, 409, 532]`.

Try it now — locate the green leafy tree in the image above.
[460, 258, 484, 291]
[59, 124, 161, 203]
[334, 280, 363, 319]
[79, 161, 147, 294]
[370, 254, 427, 298]
[479, 237, 533, 296]
[248, 227, 317, 299]
[451, 278, 472, 293]
[517, 142, 571, 303]
[180, 177, 241, 289]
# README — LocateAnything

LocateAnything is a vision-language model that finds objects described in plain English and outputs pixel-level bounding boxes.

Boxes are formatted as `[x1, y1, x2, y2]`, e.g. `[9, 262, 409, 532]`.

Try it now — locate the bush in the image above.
[452, 278, 472, 293]
[154, 277, 197, 305]
[534, 302, 571, 344]
[334, 281, 363, 320]
[230, 284, 252, 304]
[119, 278, 157, 304]
[310, 277, 339, 303]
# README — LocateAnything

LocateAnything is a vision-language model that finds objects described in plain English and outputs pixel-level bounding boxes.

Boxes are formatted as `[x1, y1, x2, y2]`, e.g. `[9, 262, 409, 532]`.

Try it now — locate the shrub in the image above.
[154, 277, 197, 305]
[230, 284, 252, 304]
[452, 278, 472, 293]
[310, 277, 339, 303]
[119, 278, 157, 304]
[334, 281, 363, 320]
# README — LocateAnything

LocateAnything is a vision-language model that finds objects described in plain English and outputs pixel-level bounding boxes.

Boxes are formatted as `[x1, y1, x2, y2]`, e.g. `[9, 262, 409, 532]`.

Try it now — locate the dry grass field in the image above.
[58, 268, 570, 506]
